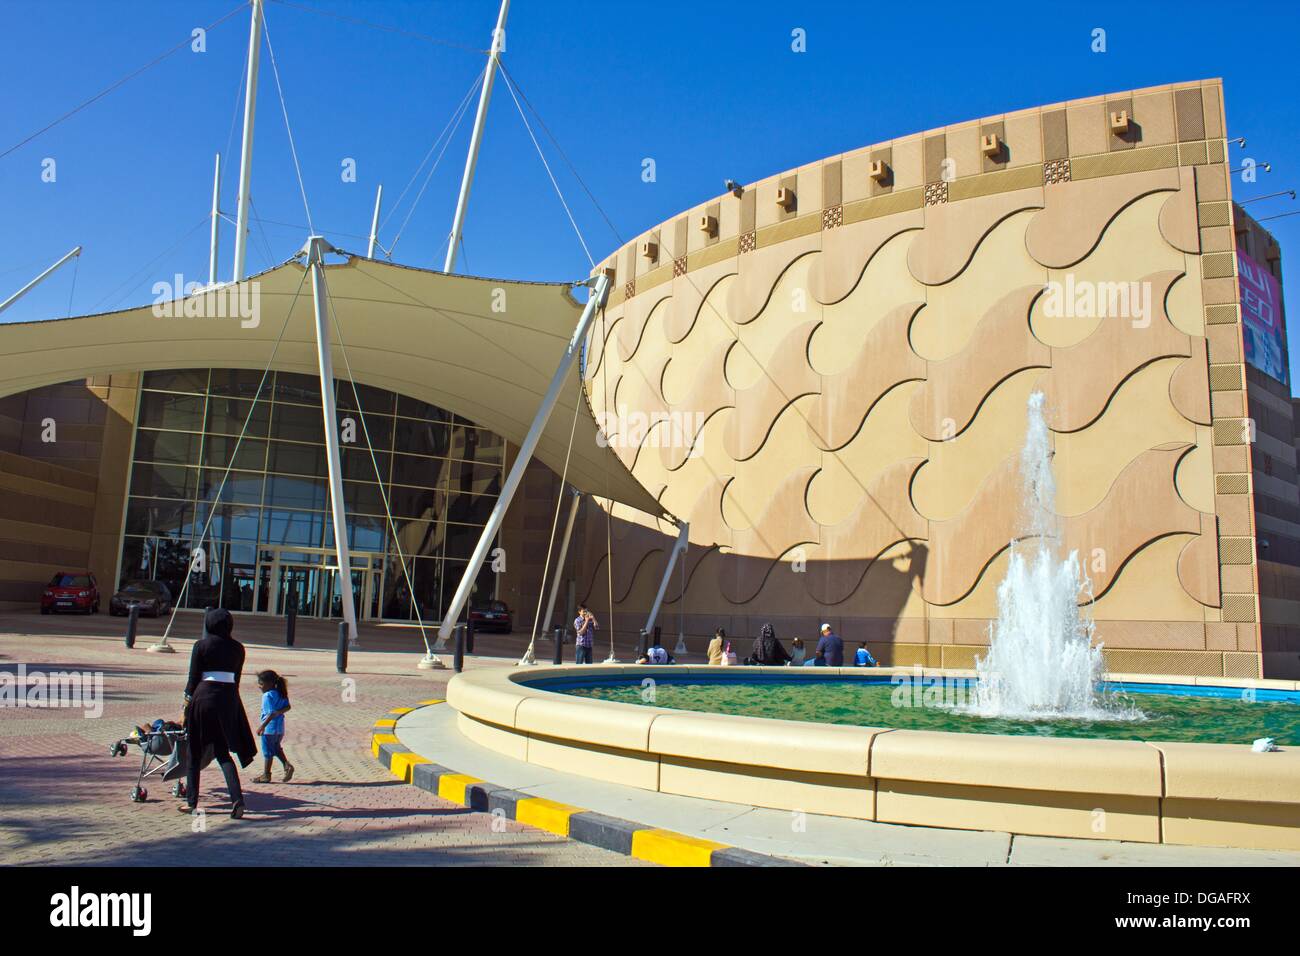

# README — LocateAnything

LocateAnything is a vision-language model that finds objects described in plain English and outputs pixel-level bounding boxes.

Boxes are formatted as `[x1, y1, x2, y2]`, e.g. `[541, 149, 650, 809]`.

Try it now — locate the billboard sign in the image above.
[1237, 250, 1288, 386]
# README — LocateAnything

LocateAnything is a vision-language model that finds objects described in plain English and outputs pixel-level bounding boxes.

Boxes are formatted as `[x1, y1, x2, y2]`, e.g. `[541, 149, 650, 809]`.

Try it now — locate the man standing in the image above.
[805, 622, 844, 667]
[574, 605, 597, 665]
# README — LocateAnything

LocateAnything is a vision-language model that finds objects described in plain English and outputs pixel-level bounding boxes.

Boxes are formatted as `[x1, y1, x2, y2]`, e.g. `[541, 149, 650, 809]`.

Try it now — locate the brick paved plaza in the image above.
[0, 611, 649, 866]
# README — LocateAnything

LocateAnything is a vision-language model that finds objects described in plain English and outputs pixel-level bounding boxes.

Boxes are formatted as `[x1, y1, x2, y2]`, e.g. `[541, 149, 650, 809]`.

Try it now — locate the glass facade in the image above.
[117, 369, 503, 621]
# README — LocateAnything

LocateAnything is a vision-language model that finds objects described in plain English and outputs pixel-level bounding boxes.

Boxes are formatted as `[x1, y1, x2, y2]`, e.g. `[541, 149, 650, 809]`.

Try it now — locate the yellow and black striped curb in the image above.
[371, 702, 805, 868]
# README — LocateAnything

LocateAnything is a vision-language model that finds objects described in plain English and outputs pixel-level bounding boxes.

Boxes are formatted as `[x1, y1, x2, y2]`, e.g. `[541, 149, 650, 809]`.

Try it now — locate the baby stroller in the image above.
[110, 719, 190, 803]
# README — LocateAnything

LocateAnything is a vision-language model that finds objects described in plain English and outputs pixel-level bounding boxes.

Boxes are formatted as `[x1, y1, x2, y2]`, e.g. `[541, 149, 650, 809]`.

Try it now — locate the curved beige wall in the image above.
[446, 666, 1300, 851]
[579, 79, 1264, 679]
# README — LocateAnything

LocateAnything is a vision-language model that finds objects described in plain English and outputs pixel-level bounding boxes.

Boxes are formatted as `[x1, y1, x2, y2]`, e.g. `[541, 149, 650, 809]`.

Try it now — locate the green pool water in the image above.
[557, 679, 1300, 745]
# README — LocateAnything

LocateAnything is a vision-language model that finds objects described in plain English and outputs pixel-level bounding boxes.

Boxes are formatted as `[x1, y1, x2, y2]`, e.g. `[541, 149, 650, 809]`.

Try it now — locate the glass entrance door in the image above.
[259, 548, 380, 619]
[278, 564, 322, 617]
[256, 564, 272, 612]
[321, 567, 379, 620]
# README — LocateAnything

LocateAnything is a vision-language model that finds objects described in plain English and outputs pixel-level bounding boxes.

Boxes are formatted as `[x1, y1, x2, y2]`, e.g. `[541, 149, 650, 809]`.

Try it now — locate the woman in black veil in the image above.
[745, 622, 792, 666]
[178, 608, 257, 817]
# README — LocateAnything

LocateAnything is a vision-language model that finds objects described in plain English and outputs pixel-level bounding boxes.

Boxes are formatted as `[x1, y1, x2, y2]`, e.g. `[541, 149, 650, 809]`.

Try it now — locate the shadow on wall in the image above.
[573, 501, 931, 656]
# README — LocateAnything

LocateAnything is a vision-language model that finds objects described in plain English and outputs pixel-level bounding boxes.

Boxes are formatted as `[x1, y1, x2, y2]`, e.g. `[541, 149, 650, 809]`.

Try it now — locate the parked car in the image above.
[41, 572, 100, 615]
[109, 580, 173, 618]
[468, 599, 512, 633]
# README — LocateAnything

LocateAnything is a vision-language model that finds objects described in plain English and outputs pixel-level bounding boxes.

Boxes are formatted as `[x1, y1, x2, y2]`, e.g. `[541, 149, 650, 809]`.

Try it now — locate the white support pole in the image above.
[208, 153, 222, 286]
[231, 0, 264, 283]
[675, 536, 687, 655]
[438, 272, 610, 646]
[303, 236, 359, 646]
[367, 184, 383, 259]
[442, 0, 509, 274]
[644, 521, 689, 643]
[0, 246, 82, 316]
[520, 487, 581, 665]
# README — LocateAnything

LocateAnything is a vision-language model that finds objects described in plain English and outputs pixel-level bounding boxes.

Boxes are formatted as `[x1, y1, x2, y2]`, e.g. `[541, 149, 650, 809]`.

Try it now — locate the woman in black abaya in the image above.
[745, 622, 792, 666]
[179, 608, 257, 817]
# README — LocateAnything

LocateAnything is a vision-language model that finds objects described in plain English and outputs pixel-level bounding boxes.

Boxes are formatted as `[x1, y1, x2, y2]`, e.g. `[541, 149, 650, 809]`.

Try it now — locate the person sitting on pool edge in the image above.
[790, 637, 806, 666]
[707, 628, 726, 665]
[804, 623, 844, 667]
[744, 623, 791, 666]
[854, 641, 880, 667]
[637, 638, 675, 665]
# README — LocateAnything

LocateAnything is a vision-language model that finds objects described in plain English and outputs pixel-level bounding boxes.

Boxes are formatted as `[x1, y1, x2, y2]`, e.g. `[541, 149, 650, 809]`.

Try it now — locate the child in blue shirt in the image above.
[854, 642, 879, 667]
[252, 670, 293, 783]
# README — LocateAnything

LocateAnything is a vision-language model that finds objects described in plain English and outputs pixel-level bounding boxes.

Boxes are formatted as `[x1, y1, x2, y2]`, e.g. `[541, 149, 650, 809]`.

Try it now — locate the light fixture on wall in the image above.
[698, 214, 718, 237]
[724, 179, 743, 197]
[775, 187, 796, 211]
[1109, 110, 1130, 135]
[869, 160, 890, 182]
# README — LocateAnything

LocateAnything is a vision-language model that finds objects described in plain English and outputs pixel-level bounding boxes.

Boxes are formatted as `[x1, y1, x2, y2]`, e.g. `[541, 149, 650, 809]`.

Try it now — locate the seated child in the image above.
[638, 643, 674, 665]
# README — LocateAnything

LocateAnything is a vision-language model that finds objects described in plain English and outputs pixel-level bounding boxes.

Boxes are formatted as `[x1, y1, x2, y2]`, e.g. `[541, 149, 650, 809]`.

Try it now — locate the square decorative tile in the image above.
[623, 280, 636, 299]
[822, 204, 843, 229]
[1044, 158, 1072, 185]
[739, 231, 756, 254]
[924, 181, 949, 206]
[672, 255, 687, 277]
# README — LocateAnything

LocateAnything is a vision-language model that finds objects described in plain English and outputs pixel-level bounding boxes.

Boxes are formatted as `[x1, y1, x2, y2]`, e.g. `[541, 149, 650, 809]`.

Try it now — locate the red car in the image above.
[41, 571, 100, 615]
[469, 600, 512, 634]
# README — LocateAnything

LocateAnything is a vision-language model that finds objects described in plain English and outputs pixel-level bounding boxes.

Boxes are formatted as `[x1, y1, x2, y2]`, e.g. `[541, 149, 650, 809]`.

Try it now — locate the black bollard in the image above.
[125, 605, 139, 649]
[637, 628, 649, 659]
[336, 621, 349, 673]
[285, 603, 297, 647]
[552, 625, 563, 665]
[466, 619, 476, 655]
[453, 624, 465, 673]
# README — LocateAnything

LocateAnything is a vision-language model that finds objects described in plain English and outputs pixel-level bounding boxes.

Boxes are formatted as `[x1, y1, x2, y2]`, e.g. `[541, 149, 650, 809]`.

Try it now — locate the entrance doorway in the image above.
[257, 548, 381, 620]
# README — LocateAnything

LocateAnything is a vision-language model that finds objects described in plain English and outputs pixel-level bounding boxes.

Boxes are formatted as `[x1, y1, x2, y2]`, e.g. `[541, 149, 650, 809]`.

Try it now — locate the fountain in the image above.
[434, 397, 1299, 851]
[966, 391, 1140, 721]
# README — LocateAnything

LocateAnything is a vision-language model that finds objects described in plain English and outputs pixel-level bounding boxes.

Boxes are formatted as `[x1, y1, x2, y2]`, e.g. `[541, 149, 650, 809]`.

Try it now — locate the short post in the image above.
[465, 619, 476, 655]
[125, 605, 139, 649]
[552, 625, 563, 665]
[336, 621, 349, 674]
[637, 628, 649, 659]
[285, 600, 297, 647]
[454, 624, 465, 673]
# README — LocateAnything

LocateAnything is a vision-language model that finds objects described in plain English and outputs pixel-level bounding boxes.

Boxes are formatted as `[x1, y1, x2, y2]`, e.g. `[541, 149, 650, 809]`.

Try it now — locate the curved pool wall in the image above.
[539, 674, 1300, 744]
[446, 665, 1300, 851]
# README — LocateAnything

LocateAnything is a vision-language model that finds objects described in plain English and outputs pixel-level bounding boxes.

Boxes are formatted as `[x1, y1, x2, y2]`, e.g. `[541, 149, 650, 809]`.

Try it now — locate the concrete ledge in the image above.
[870, 730, 1164, 797]
[438, 665, 1300, 851]
[1162, 797, 1300, 851]
[1154, 740, 1300, 802]
[649, 710, 880, 776]
[876, 780, 1162, 843]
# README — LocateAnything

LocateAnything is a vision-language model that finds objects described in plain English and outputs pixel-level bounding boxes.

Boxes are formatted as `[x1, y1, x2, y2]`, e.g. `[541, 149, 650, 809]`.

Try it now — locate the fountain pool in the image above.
[549, 674, 1300, 745]
[445, 664, 1300, 850]
[438, 396, 1300, 851]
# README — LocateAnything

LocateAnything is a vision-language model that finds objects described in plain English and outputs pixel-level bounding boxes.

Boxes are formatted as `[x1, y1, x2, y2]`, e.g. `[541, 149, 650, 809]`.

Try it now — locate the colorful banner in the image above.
[1237, 250, 1288, 386]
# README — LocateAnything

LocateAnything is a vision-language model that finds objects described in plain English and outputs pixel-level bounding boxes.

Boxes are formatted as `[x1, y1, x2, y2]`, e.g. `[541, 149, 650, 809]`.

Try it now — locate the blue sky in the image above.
[2, 0, 1299, 381]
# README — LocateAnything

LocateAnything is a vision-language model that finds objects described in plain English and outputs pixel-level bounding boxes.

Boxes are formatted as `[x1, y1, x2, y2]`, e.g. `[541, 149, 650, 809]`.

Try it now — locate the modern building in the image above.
[0, 265, 658, 633]
[578, 78, 1300, 680]
[1, 77, 1296, 678]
